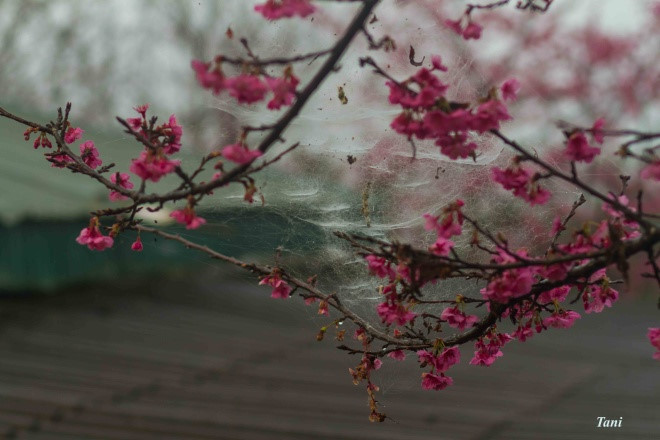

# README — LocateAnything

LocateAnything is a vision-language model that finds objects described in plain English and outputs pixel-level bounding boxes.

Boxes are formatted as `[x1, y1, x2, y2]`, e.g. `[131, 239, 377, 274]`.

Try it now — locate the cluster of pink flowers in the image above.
[565, 132, 601, 163]
[221, 142, 263, 165]
[26, 121, 105, 171]
[265, 75, 299, 110]
[192, 62, 300, 110]
[80, 140, 102, 169]
[376, 299, 416, 326]
[125, 105, 183, 183]
[259, 271, 292, 299]
[441, 305, 479, 330]
[422, 199, 465, 256]
[491, 162, 551, 206]
[365, 255, 396, 279]
[388, 62, 514, 161]
[542, 309, 581, 328]
[170, 205, 207, 230]
[76, 217, 114, 251]
[581, 270, 619, 314]
[254, 0, 315, 20]
[376, 284, 416, 326]
[417, 346, 460, 390]
[564, 118, 605, 163]
[130, 151, 180, 182]
[364, 253, 421, 327]
[480, 249, 536, 303]
[470, 329, 512, 366]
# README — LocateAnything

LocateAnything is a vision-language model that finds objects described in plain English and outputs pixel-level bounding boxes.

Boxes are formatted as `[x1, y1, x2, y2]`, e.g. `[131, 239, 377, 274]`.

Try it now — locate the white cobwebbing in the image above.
[203, 2, 565, 304]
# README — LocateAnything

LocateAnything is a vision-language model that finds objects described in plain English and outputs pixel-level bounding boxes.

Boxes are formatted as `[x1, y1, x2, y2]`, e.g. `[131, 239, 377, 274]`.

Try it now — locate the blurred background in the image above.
[0, 1, 658, 438]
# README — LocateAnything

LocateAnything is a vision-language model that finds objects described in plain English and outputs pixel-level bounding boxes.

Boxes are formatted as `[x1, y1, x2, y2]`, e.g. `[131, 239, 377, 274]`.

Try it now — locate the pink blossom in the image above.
[417, 347, 460, 372]
[387, 350, 406, 361]
[462, 22, 483, 40]
[501, 78, 521, 102]
[365, 255, 395, 279]
[431, 55, 448, 72]
[170, 206, 206, 230]
[127, 117, 143, 131]
[648, 328, 660, 360]
[429, 236, 454, 256]
[421, 372, 453, 390]
[480, 255, 536, 303]
[109, 172, 134, 201]
[512, 323, 534, 342]
[259, 272, 292, 299]
[565, 132, 601, 163]
[221, 143, 263, 164]
[640, 161, 660, 181]
[471, 100, 511, 132]
[541, 262, 571, 281]
[134, 104, 149, 117]
[191, 60, 225, 94]
[437, 139, 478, 160]
[543, 310, 581, 329]
[601, 194, 640, 232]
[131, 236, 143, 252]
[80, 140, 102, 169]
[523, 185, 551, 206]
[162, 114, 183, 154]
[386, 69, 447, 110]
[391, 112, 427, 138]
[130, 151, 180, 182]
[441, 306, 479, 330]
[437, 346, 461, 371]
[538, 285, 571, 304]
[76, 218, 114, 251]
[422, 200, 464, 240]
[266, 74, 299, 110]
[492, 165, 551, 206]
[469, 337, 506, 367]
[225, 75, 269, 104]
[255, 0, 316, 20]
[376, 301, 416, 326]
[64, 127, 83, 144]
[583, 281, 618, 314]
[492, 166, 530, 190]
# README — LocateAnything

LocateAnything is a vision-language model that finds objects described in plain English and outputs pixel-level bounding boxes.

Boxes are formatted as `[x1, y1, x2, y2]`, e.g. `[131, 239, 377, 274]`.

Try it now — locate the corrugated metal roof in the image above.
[0, 277, 657, 439]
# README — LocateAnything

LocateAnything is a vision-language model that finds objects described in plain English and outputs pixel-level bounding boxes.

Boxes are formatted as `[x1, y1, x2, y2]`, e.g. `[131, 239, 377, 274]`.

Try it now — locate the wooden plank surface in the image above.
[0, 275, 657, 439]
